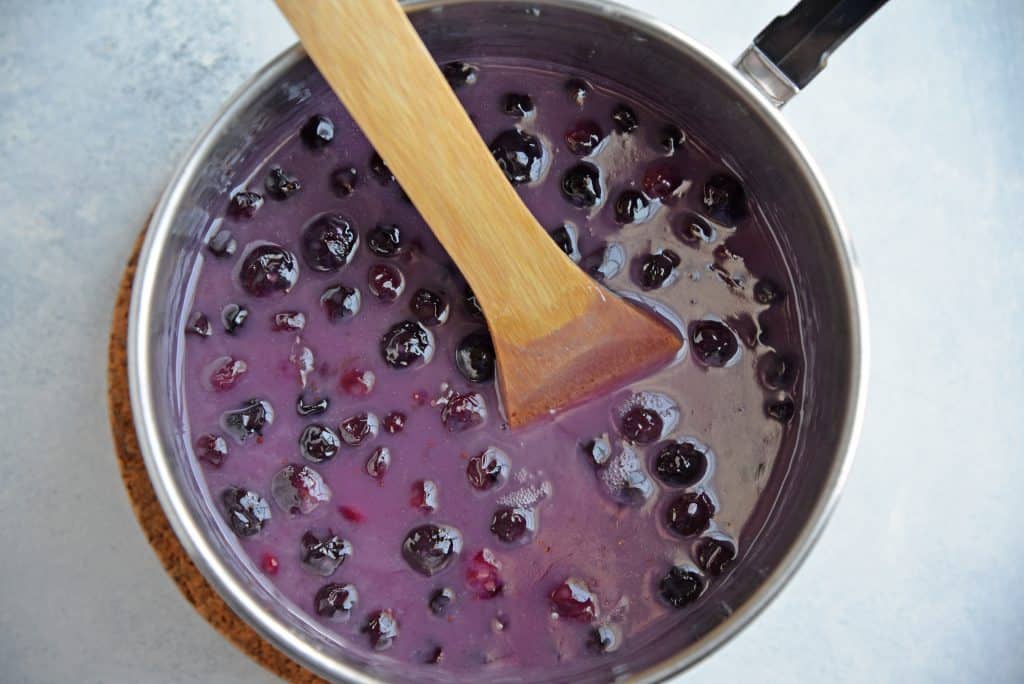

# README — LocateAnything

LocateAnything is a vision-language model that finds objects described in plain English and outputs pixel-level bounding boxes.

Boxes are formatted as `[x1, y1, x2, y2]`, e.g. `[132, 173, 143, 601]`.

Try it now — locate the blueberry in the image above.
[611, 104, 638, 133]
[502, 92, 534, 117]
[320, 284, 361, 322]
[221, 303, 248, 334]
[367, 223, 404, 257]
[370, 152, 395, 185]
[238, 243, 299, 296]
[758, 352, 797, 390]
[338, 412, 379, 446]
[564, 119, 604, 156]
[702, 173, 747, 223]
[490, 128, 543, 185]
[300, 530, 351, 576]
[587, 624, 621, 654]
[583, 242, 626, 280]
[642, 161, 684, 200]
[340, 368, 375, 397]
[455, 329, 495, 383]
[666, 491, 715, 537]
[440, 390, 486, 432]
[660, 125, 685, 154]
[676, 213, 716, 245]
[195, 433, 229, 467]
[270, 464, 331, 515]
[441, 61, 477, 88]
[300, 114, 334, 148]
[654, 440, 708, 486]
[565, 78, 589, 107]
[301, 214, 358, 272]
[221, 487, 271, 537]
[429, 587, 455, 616]
[561, 163, 602, 208]
[228, 191, 264, 218]
[690, 320, 738, 367]
[613, 190, 652, 224]
[381, 320, 435, 368]
[382, 411, 407, 434]
[695, 536, 736, 576]
[264, 166, 300, 200]
[401, 524, 463, 576]
[581, 434, 612, 467]
[330, 166, 359, 197]
[221, 398, 274, 443]
[410, 289, 450, 326]
[207, 229, 237, 258]
[490, 506, 532, 543]
[411, 480, 439, 513]
[465, 549, 503, 599]
[620, 407, 662, 444]
[465, 447, 509, 491]
[186, 311, 212, 338]
[550, 223, 581, 262]
[365, 446, 391, 478]
[314, 583, 358, 620]
[363, 609, 399, 651]
[425, 646, 444, 665]
[206, 356, 248, 392]
[659, 566, 705, 608]
[463, 287, 485, 320]
[368, 263, 405, 302]
[753, 277, 785, 305]
[271, 311, 305, 332]
[638, 250, 681, 290]
[550, 578, 597, 621]
[296, 394, 328, 417]
[299, 424, 340, 463]
[766, 397, 795, 423]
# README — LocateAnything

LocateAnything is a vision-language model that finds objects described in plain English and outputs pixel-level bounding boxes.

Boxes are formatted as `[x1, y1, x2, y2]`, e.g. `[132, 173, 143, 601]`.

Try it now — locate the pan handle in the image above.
[735, 0, 888, 107]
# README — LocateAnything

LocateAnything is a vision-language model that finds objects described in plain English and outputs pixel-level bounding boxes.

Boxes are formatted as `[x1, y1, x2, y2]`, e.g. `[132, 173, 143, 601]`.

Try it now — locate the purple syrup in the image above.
[181, 58, 801, 676]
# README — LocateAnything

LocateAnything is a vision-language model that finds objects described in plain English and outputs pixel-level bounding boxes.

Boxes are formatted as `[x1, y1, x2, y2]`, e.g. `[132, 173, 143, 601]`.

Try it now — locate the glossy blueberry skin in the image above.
[455, 329, 496, 383]
[490, 128, 544, 185]
[561, 163, 602, 208]
[659, 566, 705, 608]
[401, 524, 463, 576]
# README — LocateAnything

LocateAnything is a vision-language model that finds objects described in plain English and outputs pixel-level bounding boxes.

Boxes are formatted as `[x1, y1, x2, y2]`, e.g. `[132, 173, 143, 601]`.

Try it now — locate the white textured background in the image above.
[1, 1, 1022, 682]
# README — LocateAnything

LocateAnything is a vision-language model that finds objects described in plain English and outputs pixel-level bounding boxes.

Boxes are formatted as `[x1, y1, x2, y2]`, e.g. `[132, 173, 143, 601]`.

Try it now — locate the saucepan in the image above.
[128, 0, 878, 681]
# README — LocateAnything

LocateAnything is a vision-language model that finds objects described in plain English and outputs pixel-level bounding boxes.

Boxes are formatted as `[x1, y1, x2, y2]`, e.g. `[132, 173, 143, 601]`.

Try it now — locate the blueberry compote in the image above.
[182, 58, 801, 676]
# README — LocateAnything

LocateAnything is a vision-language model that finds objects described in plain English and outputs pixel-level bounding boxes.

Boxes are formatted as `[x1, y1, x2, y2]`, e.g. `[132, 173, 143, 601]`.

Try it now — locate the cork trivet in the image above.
[106, 228, 326, 684]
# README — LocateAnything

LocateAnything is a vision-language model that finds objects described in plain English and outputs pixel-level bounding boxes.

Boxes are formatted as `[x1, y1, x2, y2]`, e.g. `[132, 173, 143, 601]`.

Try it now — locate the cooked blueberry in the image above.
[186, 311, 212, 337]
[363, 609, 399, 651]
[702, 173, 747, 223]
[550, 578, 597, 621]
[463, 287, 485, 320]
[642, 161, 684, 200]
[501, 92, 534, 117]
[441, 61, 477, 88]
[660, 125, 685, 154]
[401, 524, 463, 576]
[490, 128, 543, 185]
[666, 492, 715, 537]
[490, 506, 532, 543]
[425, 646, 444, 665]
[620, 407, 662, 444]
[638, 250, 680, 290]
[753, 277, 785, 305]
[695, 536, 737, 576]
[455, 330, 495, 383]
[301, 530, 351, 576]
[466, 447, 509, 491]
[314, 583, 358, 620]
[264, 166, 300, 200]
[383, 411, 407, 434]
[690, 320, 739, 367]
[562, 163, 602, 208]
[365, 446, 391, 478]
[565, 119, 604, 155]
[611, 104, 638, 133]
[270, 463, 331, 515]
[330, 166, 359, 196]
[370, 152, 395, 184]
[206, 356, 248, 392]
[583, 242, 626, 280]
[338, 412, 379, 446]
[549, 223, 581, 262]
[381, 320, 435, 368]
[367, 223, 404, 257]
[238, 243, 299, 296]
[429, 587, 455, 616]
[320, 284, 361, 321]
[659, 566, 705, 608]
[221, 303, 248, 334]
[221, 487, 271, 536]
[587, 624, 621, 654]
[228, 191, 264, 217]
[411, 480, 439, 513]
[466, 549, 503, 599]
[565, 78, 589, 107]
[613, 190, 652, 224]
[581, 434, 612, 467]
[301, 214, 358, 272]
[269, 311, 304, 332]
[758, 352, 797, 390]
[440, 390, 486, 432]
[221, 398, 274, 443]
[300, 114, 334, 148]
[654, 440, 708, 486]
[195, 433, 229, 467]
[340, 368, 375, 397]
[766, 397, 795, 423]
[676, 213, 716, 245]
[296, 394, 328, 417]
[207, 229, 237, 258]
[410, 288, 450, 326]
[298, 424, 340, 463]
[368, 263, 405, 302]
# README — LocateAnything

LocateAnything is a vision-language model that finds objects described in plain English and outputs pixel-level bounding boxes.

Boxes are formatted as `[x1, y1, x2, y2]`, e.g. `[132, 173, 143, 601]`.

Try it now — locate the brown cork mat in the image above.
[106, 228, 326, 684]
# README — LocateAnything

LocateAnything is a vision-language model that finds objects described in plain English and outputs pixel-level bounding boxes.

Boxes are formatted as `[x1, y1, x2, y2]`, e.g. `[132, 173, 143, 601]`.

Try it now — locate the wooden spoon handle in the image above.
[275, 0, 589, 344]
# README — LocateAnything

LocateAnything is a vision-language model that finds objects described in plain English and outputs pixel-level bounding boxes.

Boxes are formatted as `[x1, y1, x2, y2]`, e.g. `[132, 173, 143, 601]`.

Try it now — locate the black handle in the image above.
[754, 0, 888, 90]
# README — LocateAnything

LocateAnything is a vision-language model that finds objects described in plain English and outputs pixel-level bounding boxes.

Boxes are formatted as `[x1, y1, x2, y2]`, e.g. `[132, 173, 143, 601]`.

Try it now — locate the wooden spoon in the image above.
[276, 0, 681, 427]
